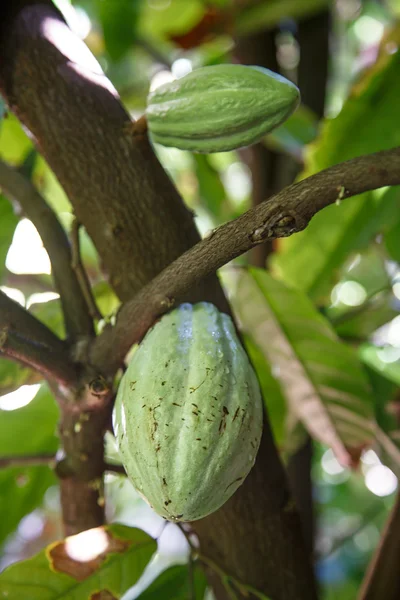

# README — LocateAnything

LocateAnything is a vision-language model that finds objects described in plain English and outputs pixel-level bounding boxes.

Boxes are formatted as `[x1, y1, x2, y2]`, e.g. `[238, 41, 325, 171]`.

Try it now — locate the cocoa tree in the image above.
[1, 1, 400, 599]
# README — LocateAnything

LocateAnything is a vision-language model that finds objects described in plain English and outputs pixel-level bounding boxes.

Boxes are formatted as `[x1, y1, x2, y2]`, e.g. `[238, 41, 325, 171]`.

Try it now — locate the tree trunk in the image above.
[0, 2, 317, 598]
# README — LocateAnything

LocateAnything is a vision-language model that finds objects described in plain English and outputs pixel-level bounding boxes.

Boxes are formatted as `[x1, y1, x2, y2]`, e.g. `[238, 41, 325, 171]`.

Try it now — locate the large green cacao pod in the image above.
[146, 64, 300, 153]
[113, 302, 263, 522]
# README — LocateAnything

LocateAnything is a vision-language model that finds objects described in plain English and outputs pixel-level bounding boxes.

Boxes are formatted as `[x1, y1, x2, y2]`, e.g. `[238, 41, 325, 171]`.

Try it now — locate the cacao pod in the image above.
[146, 64, 300, 153]
[113, 302, 263, 522]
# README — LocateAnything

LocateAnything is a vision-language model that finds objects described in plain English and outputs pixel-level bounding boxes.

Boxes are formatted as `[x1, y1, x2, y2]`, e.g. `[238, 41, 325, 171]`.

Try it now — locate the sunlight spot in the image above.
[54, 0, 92, 39]
[0, 384, 41, 411]
[321, 449, 346, 475]
[150, 70, 175, 92]
[0, 286, 25, 306]
[377, 346, 400, 364]
[387, 315, 400, 346]
[354, 16, 385, 46]
[331, 280, 367, 307]
[361, 449, 381, 466]
[18, 511, 44, 542]
[65, 527, 109, 562]
[6, 219, 51, 275]
[393, 282, 400, 300]
[27, 292, 60, 309]
[222, 162, 252, 205]
[365, 465, 397, 497]
[171, 58, 192, 79]
[347, 253, 361, 272]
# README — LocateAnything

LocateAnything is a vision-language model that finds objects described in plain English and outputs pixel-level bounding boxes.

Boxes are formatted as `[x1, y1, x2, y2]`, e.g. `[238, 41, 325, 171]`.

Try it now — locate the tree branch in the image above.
[0, 327, 77, 387]
[0, 290, 78, 387]
[358, 491, 400, 600]
[0, 159, 93, 340]
[0, 452, 125, 474]
[92, 147, 400, 374]
[0, 453, 55, 469]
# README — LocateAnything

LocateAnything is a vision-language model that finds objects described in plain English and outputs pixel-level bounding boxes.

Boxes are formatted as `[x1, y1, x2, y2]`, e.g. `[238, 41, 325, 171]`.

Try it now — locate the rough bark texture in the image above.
[0, 2, 317, 598]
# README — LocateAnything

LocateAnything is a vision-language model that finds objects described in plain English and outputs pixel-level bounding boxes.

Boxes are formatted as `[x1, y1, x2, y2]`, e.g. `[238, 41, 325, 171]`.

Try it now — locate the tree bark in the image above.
[0, 2, 317, 598]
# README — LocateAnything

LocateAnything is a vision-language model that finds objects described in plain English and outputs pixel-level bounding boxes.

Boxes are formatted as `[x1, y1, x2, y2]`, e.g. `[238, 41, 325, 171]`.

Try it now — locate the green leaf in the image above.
[273, 34, 400, 300]
[264, 104, 318, 159]
[0, 358, 40, 396]
[0, 524, 156, 600]
[139, 564, 207, 599]
[29, 298, 65, 339]
[236, 0, 329, 36]
[96, 0, 142, 61]
[0, 467, 56, 549]
[274, 187, 400, 302]
[0, 194, 18, 282]
[231, 267, 375, 464]
[0, 384, 59, 546]
[385, 216, 400, 262]
[242, 334, 287, 447]
[0, 384, 59, 456]
[193, 154, 226, 222]
[138, 0, 204, 39]
[0, 114, 32, 163]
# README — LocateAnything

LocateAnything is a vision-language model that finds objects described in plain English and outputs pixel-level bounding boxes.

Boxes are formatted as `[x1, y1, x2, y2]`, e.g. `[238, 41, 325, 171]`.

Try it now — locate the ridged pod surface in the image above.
[146, 64, 300, 153]
[113, 302, 263, 522]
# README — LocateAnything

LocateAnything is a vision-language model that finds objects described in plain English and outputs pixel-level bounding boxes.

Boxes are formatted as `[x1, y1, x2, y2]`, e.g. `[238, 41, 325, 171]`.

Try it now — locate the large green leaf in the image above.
[194, 154, 226, 223]
[236, 0, 329, 35]
[0, 384, 59, 546]
[0, 384, 59, 456]
[273, 32, 400, 300]
[385, 215, 400, 262]
[0, 114, 32, 163]
[242, 334, 287, 448]
[0, 194, 18, 282]
[138, 0, 204, 39]
[0, 524, 156, 599]
[0, 467, 56, 549]
[231, 268, 375, 464]
[139, 564, 207, 599]
[96, 0, 142, 61]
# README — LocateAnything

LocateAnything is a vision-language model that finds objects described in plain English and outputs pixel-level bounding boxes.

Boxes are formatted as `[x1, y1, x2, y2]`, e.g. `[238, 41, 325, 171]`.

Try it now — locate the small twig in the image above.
[70, 218, 103, 322]
[135, 35, 172, 68]
[318, 502, 385, 560]
[0, 453, 55, 469]
[91, 146, 400, 374]
[0, 159, 93, 339]
[330, 284, 393, 327]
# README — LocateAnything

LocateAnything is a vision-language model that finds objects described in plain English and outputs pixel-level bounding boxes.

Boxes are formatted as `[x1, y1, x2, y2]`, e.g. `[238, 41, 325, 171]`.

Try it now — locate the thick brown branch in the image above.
[92, 147, 400, 374]
[0, 327, 77, 387]
[0, 159, 93, 339]
[0, 290, 78, 386]
[358, 492, 400, 600]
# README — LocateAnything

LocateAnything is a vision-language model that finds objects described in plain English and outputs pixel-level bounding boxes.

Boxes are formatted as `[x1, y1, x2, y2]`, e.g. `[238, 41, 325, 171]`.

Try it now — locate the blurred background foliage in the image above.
[1, 0, 400, 598]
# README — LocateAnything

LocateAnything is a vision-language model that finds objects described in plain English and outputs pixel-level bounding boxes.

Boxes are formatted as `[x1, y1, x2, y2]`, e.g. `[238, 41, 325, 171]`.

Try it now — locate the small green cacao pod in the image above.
[145, 64, 300, 153]
[113, 302, 263, 522]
